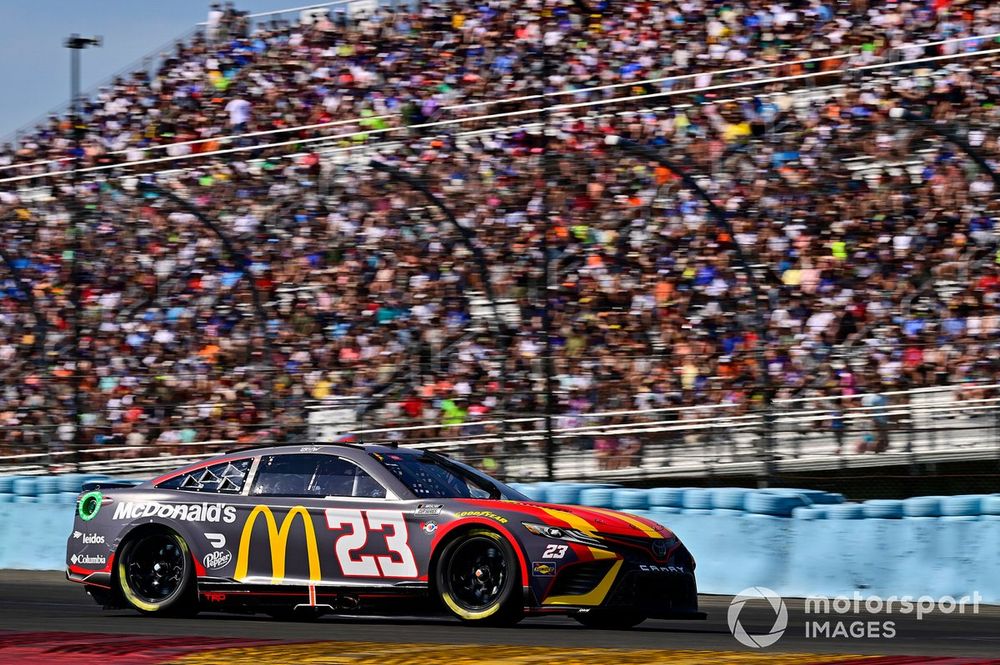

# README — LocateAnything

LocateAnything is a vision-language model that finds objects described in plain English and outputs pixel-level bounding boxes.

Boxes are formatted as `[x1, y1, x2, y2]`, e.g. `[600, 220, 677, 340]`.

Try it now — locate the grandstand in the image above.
[2, 0, 1000, 487]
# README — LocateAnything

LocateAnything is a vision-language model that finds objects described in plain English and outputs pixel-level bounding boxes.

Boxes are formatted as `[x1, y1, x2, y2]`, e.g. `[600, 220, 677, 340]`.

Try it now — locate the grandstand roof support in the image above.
[0, 243, 47, 365]
[118, 181, 276, 427]
[605, 136, 778, 483]
[566, 0, 780, 484]
[366, 160, 512, 430]
[899, 110, 1000, 190]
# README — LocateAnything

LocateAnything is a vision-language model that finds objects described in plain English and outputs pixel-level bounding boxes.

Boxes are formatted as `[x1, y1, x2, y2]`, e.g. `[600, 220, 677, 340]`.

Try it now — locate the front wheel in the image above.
[117, 530, 196, 616]
[573, 609, 646, 629]
[435, 528, 523, 626]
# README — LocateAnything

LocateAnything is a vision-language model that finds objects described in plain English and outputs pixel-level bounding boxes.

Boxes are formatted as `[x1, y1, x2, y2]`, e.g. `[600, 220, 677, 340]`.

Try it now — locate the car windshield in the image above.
[372, 451, 528, 501]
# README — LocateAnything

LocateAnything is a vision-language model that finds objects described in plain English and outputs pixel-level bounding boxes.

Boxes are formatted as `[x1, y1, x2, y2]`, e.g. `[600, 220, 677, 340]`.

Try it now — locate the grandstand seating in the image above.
[1, 1, 1000, 479]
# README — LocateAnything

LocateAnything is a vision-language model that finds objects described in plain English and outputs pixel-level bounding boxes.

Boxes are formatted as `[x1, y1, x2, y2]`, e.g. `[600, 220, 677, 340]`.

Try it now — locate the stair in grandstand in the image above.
[648, 330, 667, 353]
[933, 280, 965, 302]
[467, 290, 521, 330]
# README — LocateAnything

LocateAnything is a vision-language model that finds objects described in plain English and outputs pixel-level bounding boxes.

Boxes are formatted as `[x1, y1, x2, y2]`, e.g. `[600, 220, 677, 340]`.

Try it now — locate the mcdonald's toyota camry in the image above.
[66, 444, 703, 627]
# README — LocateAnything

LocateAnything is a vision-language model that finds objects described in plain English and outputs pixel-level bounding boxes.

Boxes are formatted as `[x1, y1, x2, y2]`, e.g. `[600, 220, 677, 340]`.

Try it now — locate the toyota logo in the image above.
[651, 540, 668, 558]
[728, 586, 788, 648]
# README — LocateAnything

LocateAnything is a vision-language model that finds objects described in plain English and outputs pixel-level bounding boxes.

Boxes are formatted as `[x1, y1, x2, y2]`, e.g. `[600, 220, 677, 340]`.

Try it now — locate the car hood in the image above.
[454, 498, 676, 540]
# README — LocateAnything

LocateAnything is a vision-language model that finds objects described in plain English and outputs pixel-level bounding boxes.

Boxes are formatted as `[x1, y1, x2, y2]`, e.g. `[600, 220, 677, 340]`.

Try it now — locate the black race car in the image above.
[67, 443, 703, 627]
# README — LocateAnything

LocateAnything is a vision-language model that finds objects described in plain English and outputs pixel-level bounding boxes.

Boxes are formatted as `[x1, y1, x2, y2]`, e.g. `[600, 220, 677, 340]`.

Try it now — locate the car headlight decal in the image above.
[521, 522, 607, 548]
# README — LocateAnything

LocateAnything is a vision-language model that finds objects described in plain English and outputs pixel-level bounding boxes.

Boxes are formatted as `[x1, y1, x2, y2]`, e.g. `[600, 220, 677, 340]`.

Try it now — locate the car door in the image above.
[235, 452, 422, 587]
[316, 456, 422, 583]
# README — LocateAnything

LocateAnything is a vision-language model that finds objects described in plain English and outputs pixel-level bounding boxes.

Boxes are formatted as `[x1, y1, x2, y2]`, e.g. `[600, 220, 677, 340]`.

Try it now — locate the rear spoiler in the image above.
[82, 478, 144, 492]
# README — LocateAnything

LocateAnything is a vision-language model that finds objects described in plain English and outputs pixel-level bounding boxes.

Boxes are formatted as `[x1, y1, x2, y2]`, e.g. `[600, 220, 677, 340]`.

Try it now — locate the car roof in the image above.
[151, 443, 427, 489]
[226, 442, 423, 459]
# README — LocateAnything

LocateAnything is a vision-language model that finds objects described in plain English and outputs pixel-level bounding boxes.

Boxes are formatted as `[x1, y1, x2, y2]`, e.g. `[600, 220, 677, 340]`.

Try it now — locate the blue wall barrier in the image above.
[0, 503, 75, 570]
[0, 474, 115, 570]
[509, 484, 1000, 603]
[2, 477, 998, 603]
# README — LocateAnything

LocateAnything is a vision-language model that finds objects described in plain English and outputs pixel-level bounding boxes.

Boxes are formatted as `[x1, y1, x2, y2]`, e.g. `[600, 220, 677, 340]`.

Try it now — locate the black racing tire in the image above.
[117, 529, 197, 616]
[573, 609, 646, 629]
[435, 528, 523, 626]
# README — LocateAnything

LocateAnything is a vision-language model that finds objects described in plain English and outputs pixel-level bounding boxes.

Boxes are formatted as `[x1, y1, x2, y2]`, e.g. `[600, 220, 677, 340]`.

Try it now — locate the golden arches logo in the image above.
[235, 505, 322, 583]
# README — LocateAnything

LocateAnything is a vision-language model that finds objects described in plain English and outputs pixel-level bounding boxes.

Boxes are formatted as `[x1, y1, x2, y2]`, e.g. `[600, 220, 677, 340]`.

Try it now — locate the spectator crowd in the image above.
[1, 1, 1000, 465]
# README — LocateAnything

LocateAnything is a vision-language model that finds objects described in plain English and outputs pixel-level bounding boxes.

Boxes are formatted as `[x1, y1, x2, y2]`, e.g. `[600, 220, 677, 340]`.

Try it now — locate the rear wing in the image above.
[81, 478, 144, 492]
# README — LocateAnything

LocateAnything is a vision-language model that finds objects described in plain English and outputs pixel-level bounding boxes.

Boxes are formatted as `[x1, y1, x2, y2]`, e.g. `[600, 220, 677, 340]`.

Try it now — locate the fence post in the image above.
[994, 404, 999, 462]
[929, 410, 937, 451]
[905, 399, 914, 454]
[760, 407, 775, 488]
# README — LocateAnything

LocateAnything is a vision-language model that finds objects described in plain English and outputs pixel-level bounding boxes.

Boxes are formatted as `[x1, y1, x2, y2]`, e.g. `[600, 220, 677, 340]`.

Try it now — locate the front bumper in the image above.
[603, 566, 703, 619]
[539, 555, 704, 619]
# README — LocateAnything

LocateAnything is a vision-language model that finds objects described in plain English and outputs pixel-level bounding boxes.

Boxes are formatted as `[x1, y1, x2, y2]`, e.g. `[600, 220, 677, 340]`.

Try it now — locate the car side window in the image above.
[313, 455, 387, 498]
[250, 454, 386, 499]
[156, 459, 251, 494]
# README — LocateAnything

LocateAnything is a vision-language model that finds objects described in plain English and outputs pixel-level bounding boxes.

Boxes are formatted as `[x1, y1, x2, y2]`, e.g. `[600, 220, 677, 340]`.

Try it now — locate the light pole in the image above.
[65, 34, 101, 470]
[538, 6, 560, 481]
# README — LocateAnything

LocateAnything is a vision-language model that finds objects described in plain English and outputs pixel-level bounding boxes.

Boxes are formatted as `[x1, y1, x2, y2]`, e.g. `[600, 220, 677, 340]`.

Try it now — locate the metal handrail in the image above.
[4, 384, 996, 463]
[199, 0, 354, 23]
[0, 65, 961, 198]
[4, 387, 997, 477]
[4, 42, 1000, 186]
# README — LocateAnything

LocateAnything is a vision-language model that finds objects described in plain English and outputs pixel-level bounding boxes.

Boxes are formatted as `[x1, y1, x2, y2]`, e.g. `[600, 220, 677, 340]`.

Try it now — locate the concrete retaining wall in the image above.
[655, 510, 999, 602]
[0, 504, 75, 570]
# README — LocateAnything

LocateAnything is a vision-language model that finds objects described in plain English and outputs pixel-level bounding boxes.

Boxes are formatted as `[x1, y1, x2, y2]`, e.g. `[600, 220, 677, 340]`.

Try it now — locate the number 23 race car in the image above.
[67, 444, 703, 628]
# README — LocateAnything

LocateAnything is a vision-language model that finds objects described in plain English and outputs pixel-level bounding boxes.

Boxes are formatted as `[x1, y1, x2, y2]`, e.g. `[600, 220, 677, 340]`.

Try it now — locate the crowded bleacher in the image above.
[1, 1, 1000, 465]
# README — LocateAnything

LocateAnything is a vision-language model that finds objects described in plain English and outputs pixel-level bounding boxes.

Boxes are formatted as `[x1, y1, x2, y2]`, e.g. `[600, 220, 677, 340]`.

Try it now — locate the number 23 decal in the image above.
[542, 544, 568, 559]
[324, 508, 418, 578]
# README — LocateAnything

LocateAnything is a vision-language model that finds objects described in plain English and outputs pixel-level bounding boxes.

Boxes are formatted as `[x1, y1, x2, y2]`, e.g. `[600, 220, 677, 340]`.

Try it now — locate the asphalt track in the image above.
[1, 572, 998, 664]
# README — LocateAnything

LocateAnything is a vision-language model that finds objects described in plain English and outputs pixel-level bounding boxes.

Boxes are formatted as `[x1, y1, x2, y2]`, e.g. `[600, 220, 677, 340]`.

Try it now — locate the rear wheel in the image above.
[117, 530, 196, 616]
[435, 528, 523, 626]
[573, 609, 646, 629]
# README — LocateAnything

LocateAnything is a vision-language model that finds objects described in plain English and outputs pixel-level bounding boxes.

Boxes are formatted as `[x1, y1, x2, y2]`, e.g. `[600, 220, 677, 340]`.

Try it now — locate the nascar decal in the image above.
[72, 531, 105, 544]
[203, 549, 233, 570]
[235, 505, 322, 583]
[325, 508, 418, 578]
[532, 561, 557, 576]
[70, 553, 106, 566]
[112, 501, 237, 523]
[639, 564, 688, 574]
[205, 532, 226, 548]
[455, 510, 508, 524]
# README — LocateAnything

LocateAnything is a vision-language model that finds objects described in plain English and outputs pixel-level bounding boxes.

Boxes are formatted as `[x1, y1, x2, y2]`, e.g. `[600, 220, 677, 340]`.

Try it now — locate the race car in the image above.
[66, 443, 703, 627]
